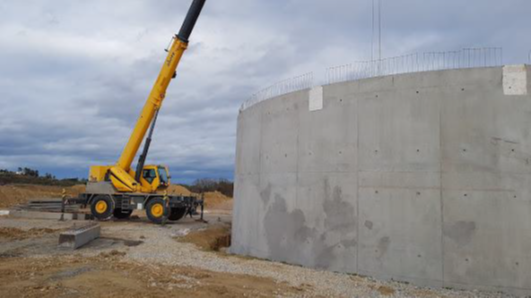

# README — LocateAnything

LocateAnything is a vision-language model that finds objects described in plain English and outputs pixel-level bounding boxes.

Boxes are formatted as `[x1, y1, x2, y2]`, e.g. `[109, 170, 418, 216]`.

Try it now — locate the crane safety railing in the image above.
[240, 73, 314, 111]
[327, 47, 503, 85]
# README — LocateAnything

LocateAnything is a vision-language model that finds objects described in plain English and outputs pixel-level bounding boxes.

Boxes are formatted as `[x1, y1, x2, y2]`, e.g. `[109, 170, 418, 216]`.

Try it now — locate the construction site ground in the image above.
[0, 184, 513, 298]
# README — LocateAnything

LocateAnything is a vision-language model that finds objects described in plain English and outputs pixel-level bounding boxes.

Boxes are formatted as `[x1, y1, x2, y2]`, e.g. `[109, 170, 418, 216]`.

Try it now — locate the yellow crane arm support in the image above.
[117, 39, 187, 171]
[116, 0, 206, 172]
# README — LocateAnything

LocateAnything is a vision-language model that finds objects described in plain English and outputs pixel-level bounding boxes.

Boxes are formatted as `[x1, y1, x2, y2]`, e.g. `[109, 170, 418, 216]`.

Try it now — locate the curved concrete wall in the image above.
[231, 66, 531, 295]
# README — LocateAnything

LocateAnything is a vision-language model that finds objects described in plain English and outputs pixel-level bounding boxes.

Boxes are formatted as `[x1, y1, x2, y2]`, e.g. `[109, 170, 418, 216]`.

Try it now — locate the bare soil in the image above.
[0, 184, 85, 209]
[0, 227, 61, 240]
[0, 253, 298, 298]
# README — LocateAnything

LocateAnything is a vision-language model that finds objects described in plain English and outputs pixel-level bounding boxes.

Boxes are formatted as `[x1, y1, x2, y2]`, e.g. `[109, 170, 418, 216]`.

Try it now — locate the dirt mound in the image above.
[177, 225, 232, 251]
[0, 184, 85, 209]
[164, 184, 192, 196]
[203, 191, 233, 210]
[70, 184, 86, 193]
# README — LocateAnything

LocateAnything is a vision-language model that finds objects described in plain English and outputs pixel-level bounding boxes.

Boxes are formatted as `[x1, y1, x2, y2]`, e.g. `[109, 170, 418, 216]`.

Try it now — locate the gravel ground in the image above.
[0, 214, 517, 298]
[101, 215, 513, 298]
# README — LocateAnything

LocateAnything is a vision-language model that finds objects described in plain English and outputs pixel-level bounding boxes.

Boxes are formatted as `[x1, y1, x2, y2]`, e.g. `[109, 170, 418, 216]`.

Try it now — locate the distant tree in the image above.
[216, 178, 234, 197]
[22, 167, 39, 177]
[189, 178, 233, 197]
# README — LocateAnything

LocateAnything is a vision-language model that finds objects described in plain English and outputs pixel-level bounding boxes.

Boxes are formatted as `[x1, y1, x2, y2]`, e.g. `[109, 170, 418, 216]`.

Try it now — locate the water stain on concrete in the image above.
[260, 184, 272, 205]
[377, 236, 390, 259]
[262, 178, 359, 271]
[315, 244, 336, 269]
[341, 238, 357, 248]
[323, 179, 357, 233]
[443, 221, 476, 246]
[263, 194, 316, 265]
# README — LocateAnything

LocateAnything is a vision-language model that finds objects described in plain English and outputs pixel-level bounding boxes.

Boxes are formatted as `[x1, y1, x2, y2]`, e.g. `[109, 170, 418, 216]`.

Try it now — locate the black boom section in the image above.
[177, 0, 206, 42]
[134, 110, 159, 183]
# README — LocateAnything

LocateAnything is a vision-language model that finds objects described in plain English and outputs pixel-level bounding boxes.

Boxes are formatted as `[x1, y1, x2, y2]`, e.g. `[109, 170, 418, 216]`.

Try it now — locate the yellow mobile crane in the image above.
[78, 0, 207, 224]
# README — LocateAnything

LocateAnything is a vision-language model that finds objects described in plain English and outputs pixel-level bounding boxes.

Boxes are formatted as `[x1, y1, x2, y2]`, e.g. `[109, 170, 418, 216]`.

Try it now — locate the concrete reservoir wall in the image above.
[231, 66, 531, 296]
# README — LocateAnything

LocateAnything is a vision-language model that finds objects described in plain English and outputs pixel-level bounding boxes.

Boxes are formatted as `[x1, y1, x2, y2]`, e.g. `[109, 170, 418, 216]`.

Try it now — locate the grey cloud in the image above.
[0, 0, 530, 183]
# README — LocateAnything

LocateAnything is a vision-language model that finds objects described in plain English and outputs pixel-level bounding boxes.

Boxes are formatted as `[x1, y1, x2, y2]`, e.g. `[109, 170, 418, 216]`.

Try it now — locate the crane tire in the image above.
[146, 197, 168, 224]
[90, 195, 114, 220]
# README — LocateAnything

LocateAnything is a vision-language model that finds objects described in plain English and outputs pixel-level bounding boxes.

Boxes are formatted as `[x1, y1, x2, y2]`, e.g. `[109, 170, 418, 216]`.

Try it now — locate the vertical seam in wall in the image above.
[439, 91, 445, 287]
[356, 93, 360, 272]
[258, 104, 264, 244]
[295, 94, 302, 209]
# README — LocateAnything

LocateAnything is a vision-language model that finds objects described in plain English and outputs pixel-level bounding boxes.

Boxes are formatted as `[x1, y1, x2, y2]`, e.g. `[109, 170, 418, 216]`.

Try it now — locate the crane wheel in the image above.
[90, 195, 114, 220]
[113, 208, 133, 219]
[146, 197, 168, 224]
[168, 208, 187, 221]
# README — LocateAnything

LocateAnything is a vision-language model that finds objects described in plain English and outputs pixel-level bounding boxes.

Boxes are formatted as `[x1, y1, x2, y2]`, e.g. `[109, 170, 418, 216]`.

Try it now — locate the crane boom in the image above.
[117, 0, 206, 172]
[84, 0, 207, 224]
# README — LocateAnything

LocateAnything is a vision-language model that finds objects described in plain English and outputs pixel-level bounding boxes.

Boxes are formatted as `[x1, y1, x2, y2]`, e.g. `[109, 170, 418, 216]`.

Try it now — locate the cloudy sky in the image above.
[0, 0, 530, 183]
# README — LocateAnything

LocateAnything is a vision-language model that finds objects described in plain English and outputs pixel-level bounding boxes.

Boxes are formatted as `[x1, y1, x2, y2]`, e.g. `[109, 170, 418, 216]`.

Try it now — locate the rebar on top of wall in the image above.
[326, 48, 503, 85]
[241, 48, 505, 112]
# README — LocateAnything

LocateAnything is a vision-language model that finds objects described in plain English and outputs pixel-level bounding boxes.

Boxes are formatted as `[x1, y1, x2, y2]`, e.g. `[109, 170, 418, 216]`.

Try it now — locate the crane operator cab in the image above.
[142, 165, 169, 189]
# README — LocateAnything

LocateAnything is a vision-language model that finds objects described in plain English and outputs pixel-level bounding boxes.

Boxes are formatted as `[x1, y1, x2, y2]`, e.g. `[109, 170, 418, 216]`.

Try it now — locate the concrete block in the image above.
[59, 223, 101, 249]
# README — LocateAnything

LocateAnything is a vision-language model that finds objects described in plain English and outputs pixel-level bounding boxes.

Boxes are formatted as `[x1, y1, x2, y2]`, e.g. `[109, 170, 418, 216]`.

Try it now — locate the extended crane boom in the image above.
[83, 0, 207, 224]
[118, 0, 206, 172]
